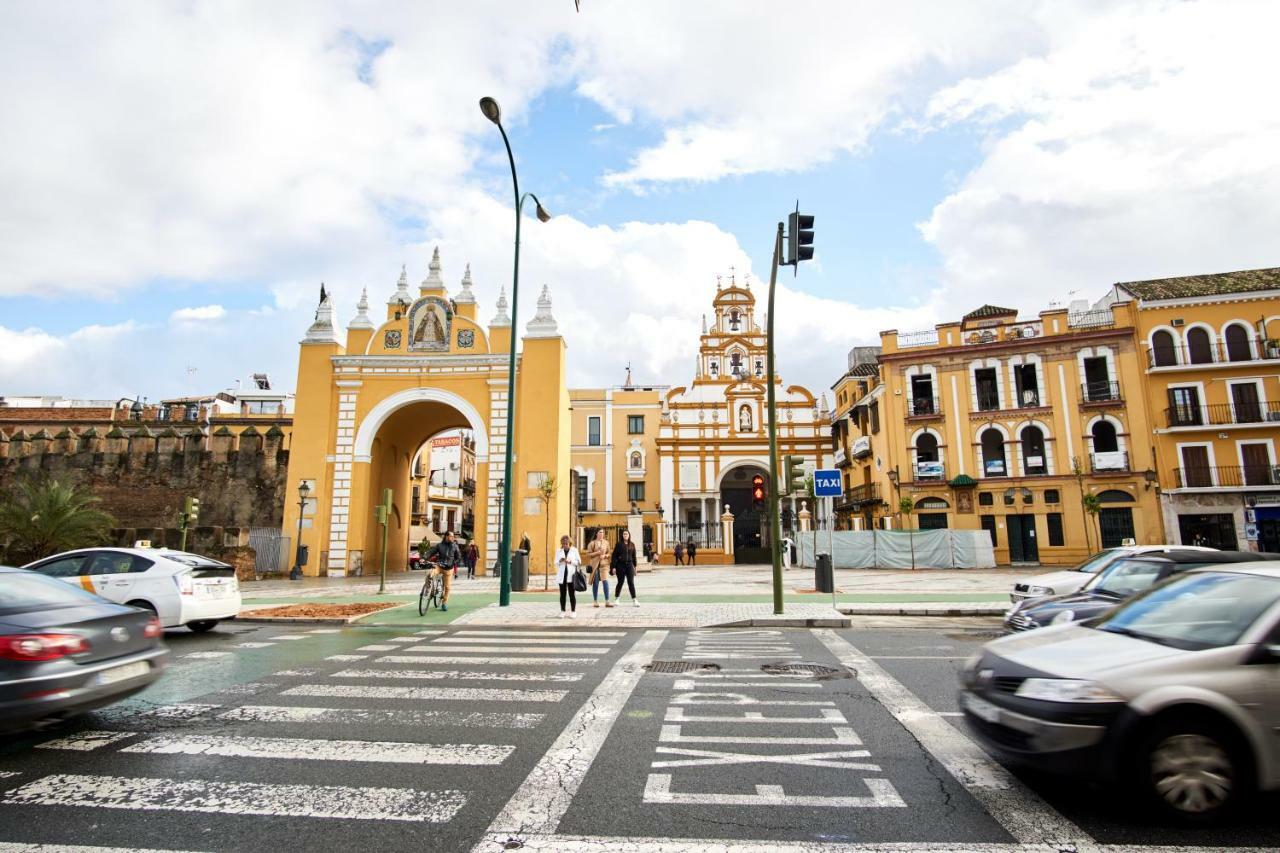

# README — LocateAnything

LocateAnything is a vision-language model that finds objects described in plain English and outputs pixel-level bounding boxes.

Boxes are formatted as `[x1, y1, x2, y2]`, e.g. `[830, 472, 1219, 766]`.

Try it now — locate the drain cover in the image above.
[761, 663, 848, 679]
[644, 661, 721, 673]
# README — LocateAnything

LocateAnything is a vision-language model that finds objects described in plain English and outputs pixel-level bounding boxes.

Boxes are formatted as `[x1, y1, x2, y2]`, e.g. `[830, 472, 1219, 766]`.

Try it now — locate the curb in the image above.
[237, 602, 413, 626]
[837, 606, 1006, 617]
[714, 617, 852, 628]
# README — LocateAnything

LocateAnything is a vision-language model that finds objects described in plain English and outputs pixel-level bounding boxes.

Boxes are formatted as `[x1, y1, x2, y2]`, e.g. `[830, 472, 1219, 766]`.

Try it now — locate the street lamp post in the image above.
[290, 481, 311, 581]
[479, 96, 551, 608]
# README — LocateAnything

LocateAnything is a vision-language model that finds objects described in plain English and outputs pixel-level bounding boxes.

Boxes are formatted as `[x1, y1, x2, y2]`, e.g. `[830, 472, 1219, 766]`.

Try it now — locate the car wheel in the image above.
[126, 600, 157, 615]
[1135, 717, 1251, 822]
[186, 620, 220, 633]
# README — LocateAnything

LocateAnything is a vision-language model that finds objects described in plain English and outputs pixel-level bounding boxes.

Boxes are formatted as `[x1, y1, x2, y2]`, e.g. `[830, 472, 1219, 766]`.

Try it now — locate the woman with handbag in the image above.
[554, 534, 583, 619]
[610, 528, 639, 607]
[585, 529, 612, 608]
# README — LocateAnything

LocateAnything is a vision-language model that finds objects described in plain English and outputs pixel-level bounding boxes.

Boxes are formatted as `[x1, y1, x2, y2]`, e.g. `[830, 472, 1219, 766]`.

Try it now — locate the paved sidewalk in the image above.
[451, 601, 853, 628]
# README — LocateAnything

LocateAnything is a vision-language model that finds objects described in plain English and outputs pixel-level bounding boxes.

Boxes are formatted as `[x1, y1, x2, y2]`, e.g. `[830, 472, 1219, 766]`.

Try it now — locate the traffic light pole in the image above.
[766, 222, 785, 616]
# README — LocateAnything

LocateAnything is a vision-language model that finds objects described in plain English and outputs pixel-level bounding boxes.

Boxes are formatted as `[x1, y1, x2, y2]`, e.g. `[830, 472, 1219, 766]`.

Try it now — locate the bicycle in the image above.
[418, 561, 445, 615]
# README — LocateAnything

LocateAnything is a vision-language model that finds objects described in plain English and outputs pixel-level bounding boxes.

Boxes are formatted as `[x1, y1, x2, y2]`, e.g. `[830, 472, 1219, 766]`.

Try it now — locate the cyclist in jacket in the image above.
[428, 531, 463, 612]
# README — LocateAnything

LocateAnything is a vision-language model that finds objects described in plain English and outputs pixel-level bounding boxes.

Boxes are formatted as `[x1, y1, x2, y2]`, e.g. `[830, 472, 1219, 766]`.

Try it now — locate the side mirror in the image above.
[1246, 642, 1280, 665]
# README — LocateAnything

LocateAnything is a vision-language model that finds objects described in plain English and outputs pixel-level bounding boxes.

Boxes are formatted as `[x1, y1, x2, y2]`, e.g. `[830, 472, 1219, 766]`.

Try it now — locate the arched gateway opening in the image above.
[720, 463, 770, 562]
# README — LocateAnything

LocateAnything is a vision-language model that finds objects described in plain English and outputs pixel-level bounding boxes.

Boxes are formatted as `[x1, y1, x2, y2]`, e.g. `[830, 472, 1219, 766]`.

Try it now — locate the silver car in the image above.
[962, 563, 1280, 822]
[1008, 545, 1216, 604]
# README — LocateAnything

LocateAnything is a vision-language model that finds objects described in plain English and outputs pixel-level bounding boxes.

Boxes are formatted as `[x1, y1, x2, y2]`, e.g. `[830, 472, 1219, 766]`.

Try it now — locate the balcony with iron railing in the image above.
[1174, 465, 1280, 489]
[1090, 450, 1129, 473]
[1165, 401, 1280, 428]
[906, 396, 942, 418]
[974, 389, 1044, 413]
[1147, 341, 1280, 370]
[1080, 381, 1122, 404]
[839, 482, 882, 508]
[575, 498, 599, 513]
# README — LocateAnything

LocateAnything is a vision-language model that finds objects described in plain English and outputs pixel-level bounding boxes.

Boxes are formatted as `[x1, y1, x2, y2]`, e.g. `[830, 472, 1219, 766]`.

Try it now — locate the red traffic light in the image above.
[751, 473, 766, 504]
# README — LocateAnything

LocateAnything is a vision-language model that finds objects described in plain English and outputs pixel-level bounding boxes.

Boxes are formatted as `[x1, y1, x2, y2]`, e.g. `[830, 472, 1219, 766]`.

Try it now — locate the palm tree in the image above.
[0, 478, 115, 564]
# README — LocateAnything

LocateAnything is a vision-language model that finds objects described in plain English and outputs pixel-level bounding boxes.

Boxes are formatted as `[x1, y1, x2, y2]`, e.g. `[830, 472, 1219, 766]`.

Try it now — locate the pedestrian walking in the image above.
[464, 539, 479, 579]
[585, 529, 612, 607]
[426, 531, 462, 612]
[686, 538, 697, 565]
[673, 541, 685, 565]
[611, 529, 639, 607]
[519, 532, 532, 553]
[554, 534, 582, 619]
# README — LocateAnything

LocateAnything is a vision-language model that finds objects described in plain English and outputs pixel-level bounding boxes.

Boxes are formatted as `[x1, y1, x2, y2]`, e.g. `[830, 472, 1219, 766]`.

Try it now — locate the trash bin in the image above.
[815, 552, 834, 593]
[511, 550, 530, 592]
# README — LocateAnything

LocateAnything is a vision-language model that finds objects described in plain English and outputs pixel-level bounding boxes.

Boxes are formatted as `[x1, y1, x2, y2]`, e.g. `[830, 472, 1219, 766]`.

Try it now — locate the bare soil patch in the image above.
[245, 602, 402, 618]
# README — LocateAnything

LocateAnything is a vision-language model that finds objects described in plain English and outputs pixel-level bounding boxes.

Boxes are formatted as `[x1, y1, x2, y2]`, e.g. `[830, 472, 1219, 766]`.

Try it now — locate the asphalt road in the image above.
[0, 620, 1276, 852]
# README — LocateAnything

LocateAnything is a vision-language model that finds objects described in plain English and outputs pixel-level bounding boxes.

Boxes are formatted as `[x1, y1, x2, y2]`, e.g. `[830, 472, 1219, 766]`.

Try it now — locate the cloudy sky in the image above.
[2, 0, 1278, 402]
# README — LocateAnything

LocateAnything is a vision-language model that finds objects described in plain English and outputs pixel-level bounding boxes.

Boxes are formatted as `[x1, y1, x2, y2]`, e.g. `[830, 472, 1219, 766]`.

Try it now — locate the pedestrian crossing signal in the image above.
[752, 474, 766, 509]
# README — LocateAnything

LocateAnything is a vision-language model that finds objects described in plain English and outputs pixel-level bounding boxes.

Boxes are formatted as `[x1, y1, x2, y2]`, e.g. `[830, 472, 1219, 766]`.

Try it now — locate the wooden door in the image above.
[1180, 445, 1212, 487]
[1242, 442, 1272, 486]
[1231, 383, 1262, 424]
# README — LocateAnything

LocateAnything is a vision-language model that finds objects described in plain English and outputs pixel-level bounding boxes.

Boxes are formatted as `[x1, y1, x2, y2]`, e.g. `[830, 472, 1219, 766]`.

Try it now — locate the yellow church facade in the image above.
[284, 250, 571, 577]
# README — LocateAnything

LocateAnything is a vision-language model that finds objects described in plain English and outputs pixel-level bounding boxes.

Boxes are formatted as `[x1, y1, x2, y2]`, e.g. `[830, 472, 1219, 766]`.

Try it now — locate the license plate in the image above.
[200, 584, 230, 599]
[963, 692, 1001, 723]
[93, 660, 151, 686]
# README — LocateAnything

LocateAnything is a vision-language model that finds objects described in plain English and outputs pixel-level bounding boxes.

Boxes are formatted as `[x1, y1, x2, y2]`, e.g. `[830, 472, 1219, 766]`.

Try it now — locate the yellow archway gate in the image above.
[283, 251, 572, 578]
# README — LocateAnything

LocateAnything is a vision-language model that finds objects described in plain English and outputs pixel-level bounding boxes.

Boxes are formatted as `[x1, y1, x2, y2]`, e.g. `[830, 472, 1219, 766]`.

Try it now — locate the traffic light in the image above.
[783, 455, 806, 496]
[751, 473, 766, 509]
[786, 205, 814, 268]
[183, 496, 200, 524]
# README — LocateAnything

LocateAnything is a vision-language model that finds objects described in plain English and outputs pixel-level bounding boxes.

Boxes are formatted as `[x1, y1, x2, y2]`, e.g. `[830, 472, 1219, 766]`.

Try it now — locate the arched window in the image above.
[1225, 324, 1253, 362]
[980, 428, 1006, 477]
[1096, 489, 1135, 503]
[1021, 426, 1047, 475]
[630, 451, 642, 469]
[916, 496, 950, 509]
[915, 433, 942, 480]
[1091, 420, 1119, 452]
[1151, 330, 1177, 366]
[1186, 327, 1214, 364]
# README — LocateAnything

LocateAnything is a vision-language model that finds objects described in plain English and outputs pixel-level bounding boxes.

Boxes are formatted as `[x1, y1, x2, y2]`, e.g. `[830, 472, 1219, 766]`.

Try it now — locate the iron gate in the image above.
[248, 528, 290, 573]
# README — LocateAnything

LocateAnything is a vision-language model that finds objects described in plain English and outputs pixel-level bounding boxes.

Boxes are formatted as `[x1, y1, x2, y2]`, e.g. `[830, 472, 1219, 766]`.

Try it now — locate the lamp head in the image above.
[479, 97, 502, 125]
[298, 480, 312, 499]
[535, 202, 551, 223]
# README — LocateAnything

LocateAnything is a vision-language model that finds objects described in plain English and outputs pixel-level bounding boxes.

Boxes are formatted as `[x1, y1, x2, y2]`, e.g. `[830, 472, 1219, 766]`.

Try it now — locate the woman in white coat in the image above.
[554, 534, 582, 619]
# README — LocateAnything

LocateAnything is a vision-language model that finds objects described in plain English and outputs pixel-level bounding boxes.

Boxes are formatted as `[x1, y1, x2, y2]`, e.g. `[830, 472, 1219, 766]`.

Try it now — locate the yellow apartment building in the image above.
[830, 347, 887, 529]
[569, 377, 666, 553]
[1113, 267, 1280, 552]
[870, 298, 1163, 565]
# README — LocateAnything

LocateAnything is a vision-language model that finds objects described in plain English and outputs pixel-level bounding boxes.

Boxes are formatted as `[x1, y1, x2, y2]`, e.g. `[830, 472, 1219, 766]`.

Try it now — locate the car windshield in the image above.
[1087, 557, 1173, 598]
[1072, 549, 1120, 574]
[1096, 572, 1280, 650]
[0, 572, 103, 615]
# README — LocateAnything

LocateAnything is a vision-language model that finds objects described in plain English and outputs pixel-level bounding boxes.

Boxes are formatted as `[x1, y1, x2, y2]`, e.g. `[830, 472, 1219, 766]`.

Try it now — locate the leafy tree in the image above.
[898, 496, 916, 570]
[536, 475, 559, 590]
[1082, 492, 1102, 552]
[0, 478, 115, 565]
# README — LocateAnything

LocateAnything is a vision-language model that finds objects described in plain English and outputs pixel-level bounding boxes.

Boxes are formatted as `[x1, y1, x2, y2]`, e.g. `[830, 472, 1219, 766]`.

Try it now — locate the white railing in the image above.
[897, 329, 939, 349]
[1068, 309, 1115, 329]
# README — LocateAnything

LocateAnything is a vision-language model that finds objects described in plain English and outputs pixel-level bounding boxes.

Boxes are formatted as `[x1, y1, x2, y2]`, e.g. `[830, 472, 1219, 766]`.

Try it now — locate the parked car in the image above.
[1, 567, 168, 732]
[21, 547, 240, 632]
[1004, 550, 1266, 632]
[961, 563, 1280, 821]
[1009, 545, 1217, 603]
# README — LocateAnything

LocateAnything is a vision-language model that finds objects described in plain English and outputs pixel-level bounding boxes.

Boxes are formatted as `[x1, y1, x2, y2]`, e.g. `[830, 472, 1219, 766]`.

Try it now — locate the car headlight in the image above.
[1027, 585, 1053, 597]
[1015, 678, 1122, 703]
[1050, 609, 1076, 625]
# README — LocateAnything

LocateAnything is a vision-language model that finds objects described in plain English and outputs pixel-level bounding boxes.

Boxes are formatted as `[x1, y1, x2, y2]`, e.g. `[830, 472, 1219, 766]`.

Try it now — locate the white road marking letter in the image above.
[670, 692, 834, 707]
[652, 746, 878, 771]
[643, 774, 904, 808]
[658, 724, 861, 746]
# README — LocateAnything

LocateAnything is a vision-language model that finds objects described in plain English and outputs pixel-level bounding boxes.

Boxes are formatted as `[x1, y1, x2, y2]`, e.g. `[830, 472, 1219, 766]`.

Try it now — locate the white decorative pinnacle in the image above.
[388, 263, 412, 306]
[490, 286, 511, 326]
[348, 287, 374, 329]
[455, 263, 476, 303]
[422, 245, 445, 291]
[304, 283, 339, 343]
[525, 285, 559, 338]
[701, 313, 707, 334]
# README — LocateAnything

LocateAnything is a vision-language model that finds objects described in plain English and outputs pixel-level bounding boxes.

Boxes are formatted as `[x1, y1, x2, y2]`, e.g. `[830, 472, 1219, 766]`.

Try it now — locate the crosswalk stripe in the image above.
[305, 629, 342, 634]
[429, 636, 618, 646]
[121, 734, 515, 765]
[218, 705, 545, 729]
[234, 642, 275, 648]
[413, 629, 446, 636]
[325, 654, 367, 662]
[375, 655, 593, 665]
[268, 635, 307, 641]
[356, 644, 399, 651]
[333, 668, 584, 683]
[182, 651, 232, 660]
[35, 731, 136, 752]
[403, 644, 611, 654]
[137, 704, 219, 719]
[283, 684, 567, 703]
[453, 630, 626, 638]
[2, 774, 465, 822]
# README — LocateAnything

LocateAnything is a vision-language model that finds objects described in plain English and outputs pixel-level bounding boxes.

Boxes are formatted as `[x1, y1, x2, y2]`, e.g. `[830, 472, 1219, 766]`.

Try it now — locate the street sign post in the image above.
[813, 469, 842, 498]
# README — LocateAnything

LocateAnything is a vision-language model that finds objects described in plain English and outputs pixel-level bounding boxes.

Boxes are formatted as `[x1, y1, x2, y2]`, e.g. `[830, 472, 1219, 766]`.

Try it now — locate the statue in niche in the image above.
[738, 404, 753, 432]
[414, 306, 444, 345]
[407, 297, 451, 351]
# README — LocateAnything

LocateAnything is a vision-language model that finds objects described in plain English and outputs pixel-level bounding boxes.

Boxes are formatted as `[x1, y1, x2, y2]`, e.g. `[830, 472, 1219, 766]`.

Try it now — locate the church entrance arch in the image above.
[719, 462, 770, 562]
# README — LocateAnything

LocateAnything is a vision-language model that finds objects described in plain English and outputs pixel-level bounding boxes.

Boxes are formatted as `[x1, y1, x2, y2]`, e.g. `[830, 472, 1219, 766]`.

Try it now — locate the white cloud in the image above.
[170, 305, 226, 323]
[919, 0, 1280, 316]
